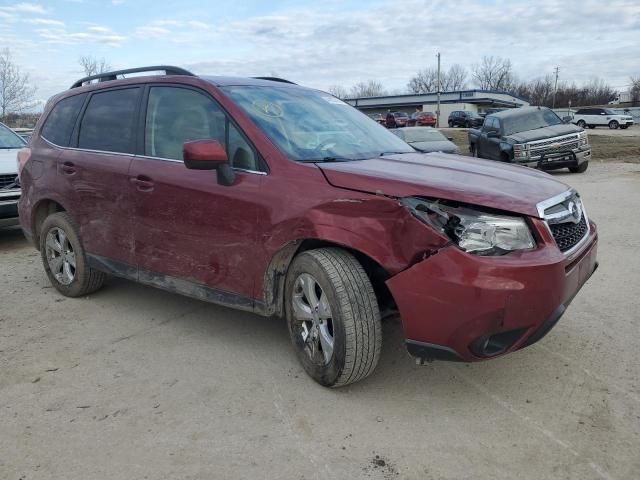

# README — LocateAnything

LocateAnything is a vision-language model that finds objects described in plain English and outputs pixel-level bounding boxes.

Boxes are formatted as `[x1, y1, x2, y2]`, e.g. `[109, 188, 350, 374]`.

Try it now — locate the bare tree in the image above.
[327, 85, 348, 99]
[349, 80, 386, 98]
[407, 64, 468, 93]
[472, 56, 514, 91]
[630, 76, 640, 107]
[444, 64, 468, 91]
[0, 48, 37, 121]
[79, 56, 112, 76]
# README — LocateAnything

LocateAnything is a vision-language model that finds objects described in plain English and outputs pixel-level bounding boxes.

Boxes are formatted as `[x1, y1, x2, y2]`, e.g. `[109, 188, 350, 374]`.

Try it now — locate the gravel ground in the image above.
[1, 162, 639, 480]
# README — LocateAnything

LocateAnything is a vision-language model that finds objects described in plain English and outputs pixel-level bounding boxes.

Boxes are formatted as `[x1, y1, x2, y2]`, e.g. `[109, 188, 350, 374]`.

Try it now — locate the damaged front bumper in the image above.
[386, 221, 598, 362]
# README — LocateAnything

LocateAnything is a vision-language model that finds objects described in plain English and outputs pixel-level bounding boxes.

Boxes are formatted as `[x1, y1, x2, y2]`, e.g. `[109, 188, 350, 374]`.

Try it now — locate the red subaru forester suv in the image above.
[18, 66, 598, 387]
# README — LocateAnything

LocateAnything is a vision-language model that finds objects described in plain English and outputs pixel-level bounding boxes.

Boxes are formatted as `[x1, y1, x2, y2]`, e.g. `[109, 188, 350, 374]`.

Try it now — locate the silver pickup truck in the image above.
[0, 122, 26, 228]
[468, 106, 592, 173]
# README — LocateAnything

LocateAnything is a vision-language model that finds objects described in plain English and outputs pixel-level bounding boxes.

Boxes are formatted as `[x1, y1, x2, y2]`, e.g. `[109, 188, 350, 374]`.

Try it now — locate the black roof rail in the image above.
[70, 65, 195, 89]
[252, 76, 296, 85]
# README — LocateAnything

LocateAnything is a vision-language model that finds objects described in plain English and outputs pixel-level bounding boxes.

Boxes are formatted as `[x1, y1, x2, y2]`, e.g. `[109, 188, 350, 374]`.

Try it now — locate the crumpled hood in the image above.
[507, 123, 582, 143]
[317, 153, 570, 218]
[0, 149, 19, 175]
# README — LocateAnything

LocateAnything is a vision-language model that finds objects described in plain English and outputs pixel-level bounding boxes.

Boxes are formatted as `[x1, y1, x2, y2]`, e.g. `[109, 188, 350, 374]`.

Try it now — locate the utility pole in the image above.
[552, 66, 559, 109]
[436, 52, 441, 128]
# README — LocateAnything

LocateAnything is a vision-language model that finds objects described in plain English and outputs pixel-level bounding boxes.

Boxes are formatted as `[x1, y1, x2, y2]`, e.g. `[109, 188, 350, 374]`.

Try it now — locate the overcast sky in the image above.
[1, 0, 639, 108]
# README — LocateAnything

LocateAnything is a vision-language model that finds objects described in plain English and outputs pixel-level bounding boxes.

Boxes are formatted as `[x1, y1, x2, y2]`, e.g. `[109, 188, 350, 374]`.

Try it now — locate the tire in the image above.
[465, 121, 471, 128]
[285, 248, 381, 387]
[576, 120, 586, 128]
[448, 121, 453, 128]
[608, 120, 619, 129]
[620, 125, 628, 129]
[588, 125, 596, 129]
[569, 161, 589, 173]
[471, 144, 480, 157]
[40, 212, 106, 297]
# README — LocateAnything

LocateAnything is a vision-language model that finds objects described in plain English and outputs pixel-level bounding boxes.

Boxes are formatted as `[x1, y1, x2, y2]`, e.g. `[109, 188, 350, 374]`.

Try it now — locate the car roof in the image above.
[492, 106, 546, 119]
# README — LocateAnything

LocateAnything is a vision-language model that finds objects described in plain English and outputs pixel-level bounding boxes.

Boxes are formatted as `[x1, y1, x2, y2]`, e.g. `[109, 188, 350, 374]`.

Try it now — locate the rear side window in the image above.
[41, 93, 86, 147]
[78, 88, 140, 154]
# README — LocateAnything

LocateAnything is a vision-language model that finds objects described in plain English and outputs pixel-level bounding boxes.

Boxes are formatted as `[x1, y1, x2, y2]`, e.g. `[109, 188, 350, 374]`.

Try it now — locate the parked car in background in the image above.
[385, 111, 409, 128]
[407, 111, 437, 127]
[468, 106, 591, 173]
[19, 66, 598, 387]
[0, 122, 26, 228]
[13, 128, 33, 142]
[571, 108, 634, 129]
[369, 113, 386, 125]
[391, 127, 459, 154]
[448, 110, 484, 128]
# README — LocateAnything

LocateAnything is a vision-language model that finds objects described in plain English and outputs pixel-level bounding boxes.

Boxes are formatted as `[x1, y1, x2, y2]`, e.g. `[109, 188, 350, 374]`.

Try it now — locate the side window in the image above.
[227, 122, 258, 171]
[145, 86, 257, 170]
[41, 93, 87, 147]
[145, 87, 225, 160]
[78, 88, 140, 154]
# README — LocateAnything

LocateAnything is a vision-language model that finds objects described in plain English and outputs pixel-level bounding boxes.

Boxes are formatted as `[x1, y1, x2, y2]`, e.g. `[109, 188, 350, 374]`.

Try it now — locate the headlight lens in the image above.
[578, 131, 588, 146]
[401, 198, 535, 255]
[513, 143, 528, 159]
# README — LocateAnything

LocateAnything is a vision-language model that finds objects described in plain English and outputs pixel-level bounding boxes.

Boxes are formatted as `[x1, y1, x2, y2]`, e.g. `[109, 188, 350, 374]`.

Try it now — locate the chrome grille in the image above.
[528, 134, 580, 159]
[539, 191, 589, 254]
[0, 174, 20, 190]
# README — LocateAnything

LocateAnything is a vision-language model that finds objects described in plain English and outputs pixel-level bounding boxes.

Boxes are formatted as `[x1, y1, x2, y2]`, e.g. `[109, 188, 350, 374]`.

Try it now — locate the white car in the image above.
[0, 122, 26, 228]
[572, 107, 634, 130]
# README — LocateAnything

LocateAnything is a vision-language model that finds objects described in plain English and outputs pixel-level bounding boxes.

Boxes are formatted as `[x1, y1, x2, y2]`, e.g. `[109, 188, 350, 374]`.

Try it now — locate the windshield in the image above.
[402, 129, 447, 143]
[502, 109, 563, 135]
[0, 124, 26, 149]
[222, 86, 414, 161]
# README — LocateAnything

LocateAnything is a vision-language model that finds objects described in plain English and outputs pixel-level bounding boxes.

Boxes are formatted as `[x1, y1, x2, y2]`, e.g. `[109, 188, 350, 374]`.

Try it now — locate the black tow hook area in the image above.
[469, 328, 528, 358]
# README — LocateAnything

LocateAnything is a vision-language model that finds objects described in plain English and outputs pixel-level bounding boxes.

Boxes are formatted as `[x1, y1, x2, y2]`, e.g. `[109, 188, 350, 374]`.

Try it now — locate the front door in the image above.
[129, 85, 264, 301]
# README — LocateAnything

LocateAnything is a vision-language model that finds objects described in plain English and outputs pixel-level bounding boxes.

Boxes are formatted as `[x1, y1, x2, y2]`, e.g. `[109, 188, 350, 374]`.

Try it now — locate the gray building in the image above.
[345, 89, 530, 125]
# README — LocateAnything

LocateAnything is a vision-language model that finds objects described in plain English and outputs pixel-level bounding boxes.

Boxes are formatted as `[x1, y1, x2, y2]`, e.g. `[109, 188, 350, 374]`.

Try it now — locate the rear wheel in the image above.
[285, 248, 381, 387]
[40, 212, 106, 297]
[465, 120, 471, 128]
[569, 161, 589, 173]
[609, 120, 619, 129]
[620, 125, 628, 129]
[577, 120, 586, 128]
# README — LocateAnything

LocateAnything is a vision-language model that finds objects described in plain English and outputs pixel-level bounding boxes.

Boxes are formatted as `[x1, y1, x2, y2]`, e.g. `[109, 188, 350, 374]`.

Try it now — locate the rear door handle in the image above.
[60, 161, 76, 175]
[130, 175, 154, 192]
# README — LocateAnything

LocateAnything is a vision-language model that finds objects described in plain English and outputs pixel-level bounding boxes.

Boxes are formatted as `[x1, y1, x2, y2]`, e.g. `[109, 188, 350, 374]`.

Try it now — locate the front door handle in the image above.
[60, 161, 76, 175]
[130, 175, 154, 192]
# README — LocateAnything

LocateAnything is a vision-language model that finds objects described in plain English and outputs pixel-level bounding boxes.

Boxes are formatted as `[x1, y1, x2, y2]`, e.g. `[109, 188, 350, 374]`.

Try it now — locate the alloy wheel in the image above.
[292, 273, 334, 365]
[45, 227, 76, 285]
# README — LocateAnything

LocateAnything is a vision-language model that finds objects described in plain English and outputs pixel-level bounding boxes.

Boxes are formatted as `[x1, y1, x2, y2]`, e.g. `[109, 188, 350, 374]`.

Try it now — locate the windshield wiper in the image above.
[299, 157, 356, 163]
[379, 151, 409, 156]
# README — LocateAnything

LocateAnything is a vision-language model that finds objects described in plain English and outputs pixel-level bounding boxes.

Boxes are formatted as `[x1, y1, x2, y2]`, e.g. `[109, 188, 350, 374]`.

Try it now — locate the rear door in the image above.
[63, 87, 142, 269]
[129, 85, 264, 300]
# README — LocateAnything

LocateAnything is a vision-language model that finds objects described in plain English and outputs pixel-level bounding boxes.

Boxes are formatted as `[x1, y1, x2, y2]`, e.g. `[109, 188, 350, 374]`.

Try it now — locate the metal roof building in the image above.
[345, 89, 530, 114]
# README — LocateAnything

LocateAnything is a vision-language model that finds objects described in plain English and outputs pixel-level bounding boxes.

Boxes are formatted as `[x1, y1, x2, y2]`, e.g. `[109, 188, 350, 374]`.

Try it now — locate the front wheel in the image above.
[609, 120, 619, 129]
[285, 248, 381, 387]
[577, 120, 586, 128]
[569, 161, 589, 173]
[448, 121, 453, 128]
[40, 212, 106, 297]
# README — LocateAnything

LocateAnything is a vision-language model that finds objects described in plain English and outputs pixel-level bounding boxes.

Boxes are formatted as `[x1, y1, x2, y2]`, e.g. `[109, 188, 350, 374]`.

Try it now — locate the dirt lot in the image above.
[1, 162, 640, 479]
[443, 125, 640, 162]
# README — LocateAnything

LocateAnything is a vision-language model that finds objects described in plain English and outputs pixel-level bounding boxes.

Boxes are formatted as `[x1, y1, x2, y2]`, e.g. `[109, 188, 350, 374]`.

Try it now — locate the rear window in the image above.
[78, 88, 140, 154]
[41, 93, 87, 147]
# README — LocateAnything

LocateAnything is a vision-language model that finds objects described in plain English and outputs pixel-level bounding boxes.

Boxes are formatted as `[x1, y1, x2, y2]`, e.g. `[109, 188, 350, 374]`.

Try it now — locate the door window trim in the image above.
[137, 83, 268, 175]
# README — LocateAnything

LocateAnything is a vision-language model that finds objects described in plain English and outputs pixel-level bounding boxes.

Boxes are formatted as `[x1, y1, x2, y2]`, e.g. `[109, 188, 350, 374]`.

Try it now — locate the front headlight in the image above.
[513, 143, 529, 159]
[578, 131, 588, 146]
[401, 198, 536, 256]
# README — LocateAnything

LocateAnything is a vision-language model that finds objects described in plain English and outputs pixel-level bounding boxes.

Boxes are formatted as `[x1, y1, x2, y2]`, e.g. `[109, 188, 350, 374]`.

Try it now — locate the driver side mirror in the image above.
[183, 139, 235, 186]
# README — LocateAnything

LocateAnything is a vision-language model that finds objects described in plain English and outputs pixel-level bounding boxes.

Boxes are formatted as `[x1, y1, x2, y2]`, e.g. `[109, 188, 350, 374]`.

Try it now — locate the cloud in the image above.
[0, 2, 47, 15]
[35, 24, 126, 47]
[179, 0, 640, 92]
[27, 18, 65, 27]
